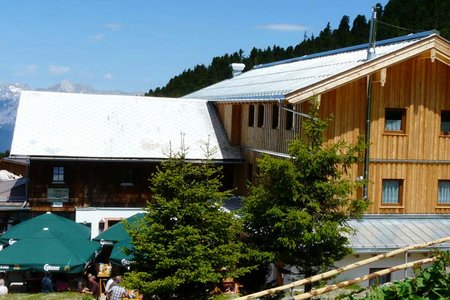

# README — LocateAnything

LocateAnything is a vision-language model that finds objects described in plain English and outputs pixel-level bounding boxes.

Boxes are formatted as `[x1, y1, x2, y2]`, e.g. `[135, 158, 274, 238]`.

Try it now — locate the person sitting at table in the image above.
[82, 274, 99, 299]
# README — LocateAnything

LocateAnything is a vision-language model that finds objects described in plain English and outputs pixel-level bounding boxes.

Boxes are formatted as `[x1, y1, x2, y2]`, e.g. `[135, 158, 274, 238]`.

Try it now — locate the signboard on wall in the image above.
[47, 188, 69, 202]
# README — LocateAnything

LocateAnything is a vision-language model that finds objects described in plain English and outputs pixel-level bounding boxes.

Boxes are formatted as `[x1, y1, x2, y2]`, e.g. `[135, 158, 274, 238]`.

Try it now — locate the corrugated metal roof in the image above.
[184, 31, 437, 102]
[11, 91, 241, 161]
[348, 215, 450, 253]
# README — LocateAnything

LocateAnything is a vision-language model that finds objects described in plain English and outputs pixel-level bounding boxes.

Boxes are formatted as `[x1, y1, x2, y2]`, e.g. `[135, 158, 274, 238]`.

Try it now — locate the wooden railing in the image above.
[235, 236, 450, 300]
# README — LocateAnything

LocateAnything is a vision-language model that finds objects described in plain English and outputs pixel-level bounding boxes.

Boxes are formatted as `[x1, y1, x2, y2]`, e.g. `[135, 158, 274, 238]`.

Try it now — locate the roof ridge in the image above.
[254, 30, 439, 70]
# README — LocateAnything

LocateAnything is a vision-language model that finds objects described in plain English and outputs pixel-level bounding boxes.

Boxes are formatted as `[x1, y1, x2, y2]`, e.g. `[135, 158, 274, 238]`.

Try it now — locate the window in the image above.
[257, 104, 265, 127]
[272, 104, 279, 129]
[382, 179, 403, 205]
[285, 104, 294, 130]
[121, 169, 134, 186]
[385, 108, 406, 132]
[52, 167, 64, 183]
[438, 180, 450, 204]
[441, 111, 450, 135]
[369, 268, 391, 286]
[248, 105, 255, 127]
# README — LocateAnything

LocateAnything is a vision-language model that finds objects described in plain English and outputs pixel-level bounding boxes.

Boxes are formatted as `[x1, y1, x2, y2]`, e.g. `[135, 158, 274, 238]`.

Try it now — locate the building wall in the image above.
[332, 252, 433, 288]
[318, 57, 450, 214]
[27, 160, 239, 212]
[216, 102, 303, 154]
[75, 207, 144, 239]
[28, 160, 155, 212]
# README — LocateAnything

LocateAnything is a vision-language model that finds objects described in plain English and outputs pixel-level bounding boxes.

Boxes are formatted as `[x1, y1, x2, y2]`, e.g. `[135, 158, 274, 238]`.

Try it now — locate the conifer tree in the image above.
[242, 100, 368, 290]
[124, 149, 257, 299]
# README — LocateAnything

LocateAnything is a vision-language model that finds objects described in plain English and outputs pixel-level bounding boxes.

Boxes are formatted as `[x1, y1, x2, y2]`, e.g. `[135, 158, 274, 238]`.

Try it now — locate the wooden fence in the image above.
[235, 236, 450, 300]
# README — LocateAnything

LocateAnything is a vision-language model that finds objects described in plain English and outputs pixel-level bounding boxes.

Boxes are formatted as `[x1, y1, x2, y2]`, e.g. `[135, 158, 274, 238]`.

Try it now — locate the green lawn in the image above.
[0, 292, 90, 300]
[0, 292, 241, 300]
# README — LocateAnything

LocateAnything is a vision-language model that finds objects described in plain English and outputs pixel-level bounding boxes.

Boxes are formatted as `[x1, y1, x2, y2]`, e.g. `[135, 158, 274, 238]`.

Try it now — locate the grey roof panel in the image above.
[348, 215, 450, 253]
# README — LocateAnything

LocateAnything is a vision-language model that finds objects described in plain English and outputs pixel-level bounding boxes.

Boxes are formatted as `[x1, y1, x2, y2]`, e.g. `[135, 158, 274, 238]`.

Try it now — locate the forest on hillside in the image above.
[145, 0, 450, 98]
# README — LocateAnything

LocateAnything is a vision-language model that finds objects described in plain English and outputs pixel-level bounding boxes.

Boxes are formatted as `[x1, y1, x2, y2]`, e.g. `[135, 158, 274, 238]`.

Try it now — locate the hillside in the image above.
[146, 0, 450, 98]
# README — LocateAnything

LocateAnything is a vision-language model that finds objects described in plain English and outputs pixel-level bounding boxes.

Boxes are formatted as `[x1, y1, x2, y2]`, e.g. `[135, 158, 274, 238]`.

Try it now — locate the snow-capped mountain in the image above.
[0, 83, 26, 152]
[0, 81, 134, 152]
[0, 83, 26, 126]
[40, 80, 132, 95]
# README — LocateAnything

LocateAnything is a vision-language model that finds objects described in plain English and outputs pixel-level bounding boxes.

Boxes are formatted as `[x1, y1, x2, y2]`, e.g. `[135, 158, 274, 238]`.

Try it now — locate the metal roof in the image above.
[184, 31, 437, 102]
[348, 215, 450, 253]
[11, 91, 241, 161]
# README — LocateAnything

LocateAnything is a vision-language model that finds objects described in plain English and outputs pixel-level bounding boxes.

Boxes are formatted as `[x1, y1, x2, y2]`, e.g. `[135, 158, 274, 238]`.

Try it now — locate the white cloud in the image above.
[260, 23, 308, 32]
[105, 23, 122, 30]
[103, 73, 113, 80]
[16, 64, 38, 77]
[90, 34, 105, 42]
[26, 64, 38, 74]
[49, 65, 71, 75]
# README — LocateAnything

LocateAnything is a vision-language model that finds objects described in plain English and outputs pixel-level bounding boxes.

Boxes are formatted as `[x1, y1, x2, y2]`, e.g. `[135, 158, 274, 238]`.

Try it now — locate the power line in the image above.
[377, 20, 430, 34]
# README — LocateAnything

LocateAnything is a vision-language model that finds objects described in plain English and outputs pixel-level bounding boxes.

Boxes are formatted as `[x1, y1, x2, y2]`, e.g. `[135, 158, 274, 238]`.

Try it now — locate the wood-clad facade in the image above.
[213, 38, 450, 214]
[27, 161, 155, 212]
[23, 159, 237, 212]
[317, 55, 450, 214]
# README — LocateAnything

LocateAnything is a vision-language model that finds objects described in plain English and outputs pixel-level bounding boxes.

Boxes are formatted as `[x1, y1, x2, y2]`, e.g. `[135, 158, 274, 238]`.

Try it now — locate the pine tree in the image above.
[124, 150, 258, 299]
[242, 100, 368, 291]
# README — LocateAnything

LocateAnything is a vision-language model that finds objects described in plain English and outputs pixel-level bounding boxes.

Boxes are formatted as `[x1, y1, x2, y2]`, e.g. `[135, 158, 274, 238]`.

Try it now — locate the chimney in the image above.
[230, 63, 245, 77]
[367, 7, 378, 60]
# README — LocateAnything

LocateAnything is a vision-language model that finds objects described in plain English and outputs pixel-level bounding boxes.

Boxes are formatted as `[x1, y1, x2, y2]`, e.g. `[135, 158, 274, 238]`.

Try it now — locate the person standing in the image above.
[41, 272, 53, 293]
[0, 279, 8, 295]
[104, 276, 117, 298]
[109, 276, 127, 300]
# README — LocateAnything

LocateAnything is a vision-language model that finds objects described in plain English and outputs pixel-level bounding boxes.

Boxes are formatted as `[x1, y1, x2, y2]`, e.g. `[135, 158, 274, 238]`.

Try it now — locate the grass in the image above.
[0, 292, 90, 300]
[2, 292, 240, 300]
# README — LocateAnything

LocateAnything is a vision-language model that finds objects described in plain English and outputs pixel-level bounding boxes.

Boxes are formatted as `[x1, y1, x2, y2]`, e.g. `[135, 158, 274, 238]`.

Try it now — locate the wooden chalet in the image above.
[186, 30, 450, 215]
[8, 92, 241, 216]
[5, 30, 450, 285]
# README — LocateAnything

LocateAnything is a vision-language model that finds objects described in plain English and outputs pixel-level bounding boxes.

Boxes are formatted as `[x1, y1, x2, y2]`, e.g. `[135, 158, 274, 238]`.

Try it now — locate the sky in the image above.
[0, 0, 388, 94]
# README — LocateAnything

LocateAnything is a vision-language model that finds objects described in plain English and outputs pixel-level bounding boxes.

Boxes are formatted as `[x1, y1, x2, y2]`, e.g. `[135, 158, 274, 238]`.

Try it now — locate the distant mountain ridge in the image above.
[0, 81, 133, 152]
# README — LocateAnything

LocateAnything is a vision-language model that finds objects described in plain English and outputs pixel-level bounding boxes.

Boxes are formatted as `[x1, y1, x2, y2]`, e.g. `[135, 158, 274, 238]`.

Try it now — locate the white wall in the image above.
[75, 207, 145, 239]
[331, 252, 432, 287]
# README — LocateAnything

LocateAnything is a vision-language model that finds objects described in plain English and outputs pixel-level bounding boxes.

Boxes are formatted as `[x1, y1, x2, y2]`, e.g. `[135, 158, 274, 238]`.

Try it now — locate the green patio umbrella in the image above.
[109, 238, 134, 267]
[93, 213, 144, 243]
[0, 227, 100, 273]
[0, 212, 90, 245]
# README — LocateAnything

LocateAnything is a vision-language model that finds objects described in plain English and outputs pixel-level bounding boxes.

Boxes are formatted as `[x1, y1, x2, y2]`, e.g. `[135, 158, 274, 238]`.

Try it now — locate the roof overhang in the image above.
[13, 155, 243, 164]
[286, 35, 450, 104]
[208, 94, 285, 105]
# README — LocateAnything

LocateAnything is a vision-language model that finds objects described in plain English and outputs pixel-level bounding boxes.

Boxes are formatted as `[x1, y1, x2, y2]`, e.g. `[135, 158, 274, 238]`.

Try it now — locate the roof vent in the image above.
[230, 63, 245, 77]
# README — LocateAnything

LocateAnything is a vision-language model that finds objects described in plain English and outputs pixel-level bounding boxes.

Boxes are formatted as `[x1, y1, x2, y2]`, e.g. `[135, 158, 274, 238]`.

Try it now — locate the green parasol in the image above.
[0, 212, 90, 245]
[0, 227, 100, 273]
[93, 213, 144, 243]
[109, 238, 134, 267]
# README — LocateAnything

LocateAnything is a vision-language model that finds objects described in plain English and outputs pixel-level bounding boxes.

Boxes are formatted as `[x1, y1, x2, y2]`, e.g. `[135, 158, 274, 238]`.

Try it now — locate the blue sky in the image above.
[0, 0, 388, 94]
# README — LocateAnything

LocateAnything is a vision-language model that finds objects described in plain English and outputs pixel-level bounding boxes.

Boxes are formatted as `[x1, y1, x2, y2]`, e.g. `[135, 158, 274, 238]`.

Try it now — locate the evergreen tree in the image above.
[123, 150, 258, 299]
[334, 16, 352, 47]
[242, 100, 368, 291]
[145, 0, 450, 98]
[0, 150, 9, 159]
